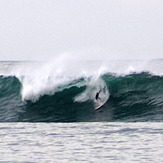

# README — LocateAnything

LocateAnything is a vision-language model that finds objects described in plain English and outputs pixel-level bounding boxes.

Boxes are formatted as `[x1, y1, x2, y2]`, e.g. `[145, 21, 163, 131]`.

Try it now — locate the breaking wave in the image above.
[0, 70, 162, 122]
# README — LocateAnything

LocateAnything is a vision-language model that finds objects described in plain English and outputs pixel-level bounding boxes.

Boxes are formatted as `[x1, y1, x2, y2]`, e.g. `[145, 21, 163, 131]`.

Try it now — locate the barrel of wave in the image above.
[74, 77, 109, 110]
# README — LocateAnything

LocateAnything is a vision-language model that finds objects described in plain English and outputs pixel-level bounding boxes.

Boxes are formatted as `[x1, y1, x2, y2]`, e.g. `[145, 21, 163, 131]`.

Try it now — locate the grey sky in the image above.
[0, 0, 163, 61]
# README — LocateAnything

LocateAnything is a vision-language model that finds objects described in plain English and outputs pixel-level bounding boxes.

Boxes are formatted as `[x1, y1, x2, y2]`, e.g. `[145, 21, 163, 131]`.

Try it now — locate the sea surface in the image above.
[0, 123, 163, 162]
[0, 59, 162, 162]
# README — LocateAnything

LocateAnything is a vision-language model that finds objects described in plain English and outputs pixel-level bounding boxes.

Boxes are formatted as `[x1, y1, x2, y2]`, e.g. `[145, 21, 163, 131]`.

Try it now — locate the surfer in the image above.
[95, 90, 101, 101]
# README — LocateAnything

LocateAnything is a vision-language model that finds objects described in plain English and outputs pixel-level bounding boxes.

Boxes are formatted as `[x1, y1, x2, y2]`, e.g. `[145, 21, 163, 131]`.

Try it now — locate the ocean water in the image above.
[0, 123, 163, 162]
[0, 58, 163, 162]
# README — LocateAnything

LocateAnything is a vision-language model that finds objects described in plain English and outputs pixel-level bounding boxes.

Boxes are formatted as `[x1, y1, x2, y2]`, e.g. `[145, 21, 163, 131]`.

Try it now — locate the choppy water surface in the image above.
[0, 122, 163, 162]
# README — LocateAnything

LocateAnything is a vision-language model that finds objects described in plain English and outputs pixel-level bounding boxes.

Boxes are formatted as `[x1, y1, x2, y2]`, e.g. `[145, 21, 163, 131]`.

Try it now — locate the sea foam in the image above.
[0, 54, 162, 102]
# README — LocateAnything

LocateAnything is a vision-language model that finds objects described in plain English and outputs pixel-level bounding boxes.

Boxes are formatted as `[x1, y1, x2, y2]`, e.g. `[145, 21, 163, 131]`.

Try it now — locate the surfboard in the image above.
[94, 99, 106, 111]
[95, 103, 103, 111]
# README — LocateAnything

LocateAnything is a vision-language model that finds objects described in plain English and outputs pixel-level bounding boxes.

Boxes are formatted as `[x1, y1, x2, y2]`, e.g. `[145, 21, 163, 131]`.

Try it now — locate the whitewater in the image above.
[0, 55, 162, 122]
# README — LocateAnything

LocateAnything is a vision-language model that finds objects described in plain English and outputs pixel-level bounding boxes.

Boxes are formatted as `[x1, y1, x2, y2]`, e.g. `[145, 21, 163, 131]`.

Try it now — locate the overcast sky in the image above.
[0, 0, 162, 61]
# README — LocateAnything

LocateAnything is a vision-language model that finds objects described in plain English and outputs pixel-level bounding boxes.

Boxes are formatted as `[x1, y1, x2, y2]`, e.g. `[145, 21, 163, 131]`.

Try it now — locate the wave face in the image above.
[0, 61, 162, 122]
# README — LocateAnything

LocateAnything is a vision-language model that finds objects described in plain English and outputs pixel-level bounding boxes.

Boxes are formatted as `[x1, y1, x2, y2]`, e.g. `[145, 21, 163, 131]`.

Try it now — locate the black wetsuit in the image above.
[95, 90, 101, 100]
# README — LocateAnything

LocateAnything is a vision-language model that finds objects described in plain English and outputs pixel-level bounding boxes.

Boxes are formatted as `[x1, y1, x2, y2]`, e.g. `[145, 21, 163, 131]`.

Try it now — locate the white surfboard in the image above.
[95, 103, 104, 110]
[94, 99, 106, 110]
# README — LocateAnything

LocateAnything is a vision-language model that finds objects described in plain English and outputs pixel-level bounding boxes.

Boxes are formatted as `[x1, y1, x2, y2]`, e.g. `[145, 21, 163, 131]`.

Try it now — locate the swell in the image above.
[0, 73, 163, 122]
[103, 73, 163, 121]
[0, 76, 20, 98]
[0, 76, 24, 121]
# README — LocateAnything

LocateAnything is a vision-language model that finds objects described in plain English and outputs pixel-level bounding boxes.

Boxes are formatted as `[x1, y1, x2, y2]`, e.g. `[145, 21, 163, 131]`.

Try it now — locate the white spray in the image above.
[1, 53, 162, 103]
